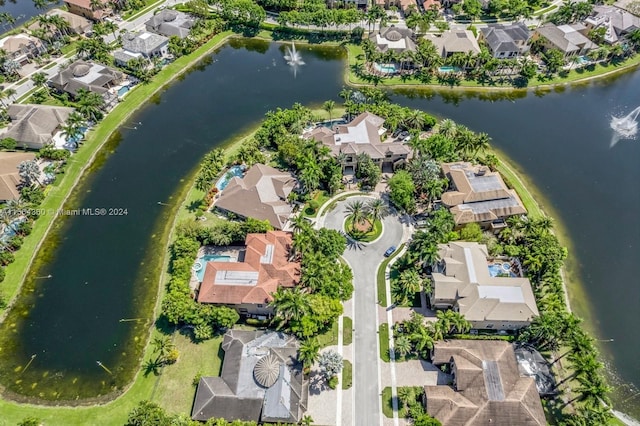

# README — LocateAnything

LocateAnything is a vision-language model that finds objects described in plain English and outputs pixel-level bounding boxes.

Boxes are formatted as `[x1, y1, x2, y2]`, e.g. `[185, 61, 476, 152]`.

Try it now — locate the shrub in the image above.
[246, 317, 269, 326]
[0, 251, 15, 266]
[328, 375, 339, 389]
[192, 371, 203, 387]
[0, 137, 17, 150]
[0, 267, 5, 283]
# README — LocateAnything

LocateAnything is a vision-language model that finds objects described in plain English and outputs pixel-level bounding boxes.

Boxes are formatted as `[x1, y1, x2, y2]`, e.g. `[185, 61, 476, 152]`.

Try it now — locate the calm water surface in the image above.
[0, 38, 638, 417]
[0, 0, 59, 28]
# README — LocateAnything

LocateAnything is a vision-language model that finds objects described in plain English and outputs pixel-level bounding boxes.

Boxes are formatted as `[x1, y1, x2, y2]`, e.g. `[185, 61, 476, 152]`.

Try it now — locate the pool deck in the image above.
[189, 245, 244, 291]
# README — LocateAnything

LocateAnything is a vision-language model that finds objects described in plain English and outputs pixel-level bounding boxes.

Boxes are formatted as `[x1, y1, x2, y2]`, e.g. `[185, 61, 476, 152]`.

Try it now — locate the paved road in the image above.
[321, 195, 405, 426]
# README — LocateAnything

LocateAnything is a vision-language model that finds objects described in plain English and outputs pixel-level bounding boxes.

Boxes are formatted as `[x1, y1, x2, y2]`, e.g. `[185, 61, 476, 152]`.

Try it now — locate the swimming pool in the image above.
[117, 85, 130, 97]
[374, 63, 397, 74]
[66, 126, 88, 145]
[193, 255, 231, 281]
[488, 262, 516, 277]
[320, 119, 347, 129]
[215, 165, 245, 191]
[438, 66, 462, 73]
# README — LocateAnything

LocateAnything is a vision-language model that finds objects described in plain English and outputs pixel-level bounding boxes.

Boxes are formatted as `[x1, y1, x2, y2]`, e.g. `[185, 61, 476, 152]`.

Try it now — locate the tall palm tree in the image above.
[366, 198, 387, 223]
[152, 336, 174, 363]
[322, 100, 335, 123]
[270, 287, 309, 323]
[298, 339, 320, 369]
[31, 72, 49, 95]
[411, 325, 434, 356]
[345, 200, 367, 228]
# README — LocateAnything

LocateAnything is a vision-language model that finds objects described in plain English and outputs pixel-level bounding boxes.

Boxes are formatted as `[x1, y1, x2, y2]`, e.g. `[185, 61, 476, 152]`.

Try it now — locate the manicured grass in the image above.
[379, 323, 390, 362]
[381, 386, 406, 418]
[153, 333, 224, 415]
[343, 316, 352, 346]
[342, 359, 352, 390]
[376, 243, 405, 307]
[16, 78, 28, 85]
[0, 31, 236, 424]
[344, 216, 382, 242]
[123, 0, 163, 21]
[312, 106, 347, 121]
[43, 61, 58, 70]
[324, 191, 366, 213]
[317, 319, 339, 348]
[608, 417, 626, 426]
[302, 190, 330, 218]
[492, 152, 544, 219]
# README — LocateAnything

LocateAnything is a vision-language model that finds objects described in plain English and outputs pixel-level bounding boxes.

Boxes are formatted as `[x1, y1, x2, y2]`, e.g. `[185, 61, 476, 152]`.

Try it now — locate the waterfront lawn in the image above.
[153, 332, 224, 415]
[491, 152, 544, 218]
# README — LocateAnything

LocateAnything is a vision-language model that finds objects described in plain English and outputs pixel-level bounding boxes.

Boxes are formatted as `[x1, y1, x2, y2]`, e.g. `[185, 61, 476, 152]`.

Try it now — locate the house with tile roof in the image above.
[214, 164, 296, 229]
[197, 231, 300, 316]
[369, 26, 417, 53]
[480, 23, 531, 58]
[28, 9, 93, 35]
[425, 30, 481, 58]
[145, 9, 195, 39]
[113, 31, 169, 66]
[305, 112, 412, 174]
[533, 23, 598, 57]
[584, 5, 640, 44]
[0, 152, 36, 202]
[424, 340, 546, 426]
[192, 330, 308, 423]
[48, 60, 124, 106]
[441, 161, 526, 229]
[430, 241, 539, 330]
[63, 0, 111, 21]
[4, 104, 75, 150]
[0, 34, 45, 66]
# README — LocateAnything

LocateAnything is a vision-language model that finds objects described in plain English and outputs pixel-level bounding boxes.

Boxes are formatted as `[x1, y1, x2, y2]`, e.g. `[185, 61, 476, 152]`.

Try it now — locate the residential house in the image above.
[343, 0, 368, 9]
[480, 23, 531, 58]
[422, 0, 442, 12]
[424, 340, 546, 426]
[441, 161, 526, 229]
[369, 26, 417, 53]
[0, 34, 46, 66]
[192, 330, 308, 424]
[305, 112, 412, 174]
[425, 30, 481, 58]
[584, 5, 640, 44]
[533, 23, 597, 57]
[4, 104, 75, 150]
[375, 0, 419, 15]
[215, 164, 296, 229]
[63, 0, 112, 21]
[28, 9, 93, 35]
[197, 231, 300, 316]
[430, 241, 539, 330]
[0, 152, 36, 202]
[48, 60, 124, 106]
[113, 31, 169, 66]
[145, 9, 195, 39]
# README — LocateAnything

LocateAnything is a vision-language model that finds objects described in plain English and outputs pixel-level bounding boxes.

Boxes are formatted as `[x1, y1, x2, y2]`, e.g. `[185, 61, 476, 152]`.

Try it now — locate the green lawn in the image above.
[342, 360, 352, 390]
[343, 316, 352, 346]
[345, 216, 382, 242]
[379, 323, 390, 362]
[153, 333, 224, 415]
[123, 0, 163, 21]
[492, 151, 544, 218]
[317, 319, 339, 348]
[301, 190, 330, 218]
[381, 386, 406, 418]
[376, 243, 405, 307]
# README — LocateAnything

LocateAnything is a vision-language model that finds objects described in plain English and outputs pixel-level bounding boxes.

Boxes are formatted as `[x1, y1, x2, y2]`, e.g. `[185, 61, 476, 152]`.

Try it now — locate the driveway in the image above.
[320, 195, 405, 426]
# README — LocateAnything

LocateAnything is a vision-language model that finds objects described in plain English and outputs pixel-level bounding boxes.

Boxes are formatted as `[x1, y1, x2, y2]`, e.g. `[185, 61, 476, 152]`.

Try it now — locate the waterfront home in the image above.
[425, 30, 481, 58]
[375, 0, 419, 15]
[430, 241, 539, 331]
[584, 5, 640, 44]
[63, 0, 112, 21]
[145, 9, 195, 39]
[113, 31, 169, 66]
[0, 152, 37, 202]
[48, 60, 124, 106]
[480, 23, 531, 58]
[4, 104, 75, 150]
[369, 26, 417, 53]
[215, 164, 296, 229]
[441, 161, 526, 229]
[305, 112, 412, 174]
[28, 9, 93, 35]
[0, 34, 46, 66]
[192, 330, 308, 423]
[424, 340, 546, 426]
[197, 231, 300, 316]
[532, 23, 597, 57]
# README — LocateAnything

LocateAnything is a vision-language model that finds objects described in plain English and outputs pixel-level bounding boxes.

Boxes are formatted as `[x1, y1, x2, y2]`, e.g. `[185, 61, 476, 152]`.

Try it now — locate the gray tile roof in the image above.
[145, 9, 194, 39]
[481, 23, 530, 55]
[121, 31, 168, 56]
[191, 330, 308, 423]
[5, 104, 75, 149]
[535, 24, 597, 54]
[369, 26, 417, 53]
[48, 60, 123, 97]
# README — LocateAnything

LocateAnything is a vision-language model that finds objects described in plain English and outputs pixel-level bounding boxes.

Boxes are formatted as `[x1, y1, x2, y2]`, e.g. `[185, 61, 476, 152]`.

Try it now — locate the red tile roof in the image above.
[197, 231, 300, 305]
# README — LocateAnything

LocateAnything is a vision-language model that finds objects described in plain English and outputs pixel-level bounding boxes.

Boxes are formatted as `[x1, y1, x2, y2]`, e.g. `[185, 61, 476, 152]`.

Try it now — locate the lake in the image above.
[0, 38, 637, 418]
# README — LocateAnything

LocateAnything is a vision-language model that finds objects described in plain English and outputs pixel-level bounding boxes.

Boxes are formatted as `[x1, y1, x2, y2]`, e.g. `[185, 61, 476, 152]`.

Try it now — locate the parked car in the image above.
[384, 246, 397, 257]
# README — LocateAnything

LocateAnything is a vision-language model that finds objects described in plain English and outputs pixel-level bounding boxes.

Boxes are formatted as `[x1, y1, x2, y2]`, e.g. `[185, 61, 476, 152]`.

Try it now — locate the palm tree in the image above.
[152, 336, 174, 363]
[300, 415, 314, 426]
[365, 198, 387, 223]
[90, 0, 105, 11]
[322, 100, 336, 123]
[411, 325, 434, 356]
[448, 311, 471, 334]
[403, 109, 425, 131]
[345, 200, 367, 229]
[396, 269, 422, 305]
[298, 339, 320, 369]
[394, 335, 412, 358]
[31, 72, 49, 95]
[103, 20, 119, 40]
[270, 287, 309, 323]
